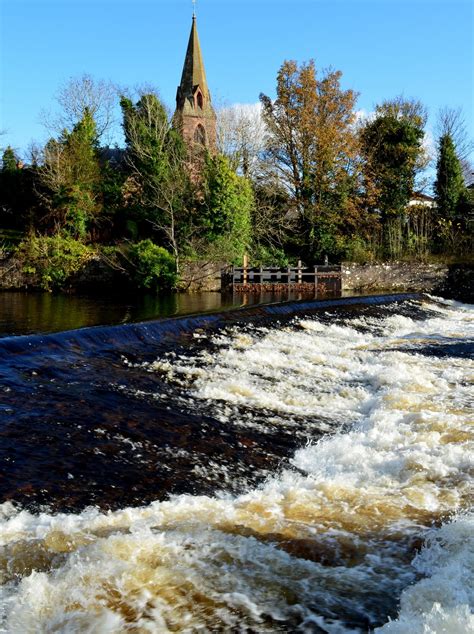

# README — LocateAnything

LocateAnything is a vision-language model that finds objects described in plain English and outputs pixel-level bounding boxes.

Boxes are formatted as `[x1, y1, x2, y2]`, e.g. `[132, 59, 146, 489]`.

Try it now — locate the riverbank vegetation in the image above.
[1, 64, 472, 291]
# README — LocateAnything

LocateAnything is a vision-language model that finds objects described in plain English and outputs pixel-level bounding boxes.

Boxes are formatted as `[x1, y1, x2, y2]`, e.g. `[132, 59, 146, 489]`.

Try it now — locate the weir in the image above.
[0, 291, 425, 512]
[0, 292, 422, 365]
[0, 292, 472, 632]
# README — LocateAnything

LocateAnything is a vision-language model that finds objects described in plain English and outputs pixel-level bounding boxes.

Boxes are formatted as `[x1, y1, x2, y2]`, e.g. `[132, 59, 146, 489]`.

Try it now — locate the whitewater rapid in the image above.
[0, 296, 472, 632]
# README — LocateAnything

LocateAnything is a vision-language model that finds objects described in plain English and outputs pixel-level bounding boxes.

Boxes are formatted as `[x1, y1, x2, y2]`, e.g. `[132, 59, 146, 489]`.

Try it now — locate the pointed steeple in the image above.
[174, 16, 216, 153]
[177, 16, 211, 107]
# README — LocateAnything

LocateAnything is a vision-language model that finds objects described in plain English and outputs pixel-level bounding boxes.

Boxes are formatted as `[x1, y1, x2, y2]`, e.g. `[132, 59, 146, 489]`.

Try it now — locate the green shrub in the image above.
[16, 234, 93, 291]
[201, 154, 253, 258]
[129, 239, 177, 291]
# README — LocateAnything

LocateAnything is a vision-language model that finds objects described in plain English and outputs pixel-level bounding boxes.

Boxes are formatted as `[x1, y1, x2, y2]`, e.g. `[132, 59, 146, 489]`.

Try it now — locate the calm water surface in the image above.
[0, 290, 320, 337]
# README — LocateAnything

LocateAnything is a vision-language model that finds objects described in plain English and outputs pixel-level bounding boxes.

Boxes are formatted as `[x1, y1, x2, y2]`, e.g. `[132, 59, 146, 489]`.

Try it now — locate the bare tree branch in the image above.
[216, 103, 267, 177]
[41, 74, 117, 142]
[435, 106, 474, 163]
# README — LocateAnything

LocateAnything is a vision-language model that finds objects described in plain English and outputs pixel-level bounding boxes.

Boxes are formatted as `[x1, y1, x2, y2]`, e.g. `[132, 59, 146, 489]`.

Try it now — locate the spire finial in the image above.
[192, 0, 196, 19]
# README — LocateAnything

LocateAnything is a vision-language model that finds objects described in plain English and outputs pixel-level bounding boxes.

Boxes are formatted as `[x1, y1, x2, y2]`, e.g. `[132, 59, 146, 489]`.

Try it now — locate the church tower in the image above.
[174, 15, 217, 154]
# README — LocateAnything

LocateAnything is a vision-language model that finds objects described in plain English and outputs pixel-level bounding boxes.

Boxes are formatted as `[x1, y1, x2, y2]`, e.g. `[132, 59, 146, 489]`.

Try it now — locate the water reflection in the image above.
[0, 290, 329, 337]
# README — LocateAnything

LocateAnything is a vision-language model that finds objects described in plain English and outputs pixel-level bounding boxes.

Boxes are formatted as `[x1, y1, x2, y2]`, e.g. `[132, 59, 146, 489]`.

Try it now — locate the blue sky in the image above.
[0, 0, 472, 158]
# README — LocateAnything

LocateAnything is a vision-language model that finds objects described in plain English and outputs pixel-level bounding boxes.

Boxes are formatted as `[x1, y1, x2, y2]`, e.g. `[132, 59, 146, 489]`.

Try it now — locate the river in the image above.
[0, 293, 472, 632]
[0, 290, 323, 338]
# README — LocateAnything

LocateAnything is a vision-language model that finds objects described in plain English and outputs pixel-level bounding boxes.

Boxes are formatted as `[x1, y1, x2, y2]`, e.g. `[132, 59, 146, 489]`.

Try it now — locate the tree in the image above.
[251, 179, 296, 262]
[1, 146, 18, 172]
[43, 74, 117, 142]
[260, 60, 360, 261]
[360, 97, 427, 257]
[199, 154, 253, 261]
[40, 108, 102, 237]
[37, 75, 121, 239]
[0, 147, 20, 227]
[435, 107, 474, 190]
[0, 147, 37, 231]
[216, 103, 267, 177]
[435, 107, 473, 165]
[216, 102, 298, 260]
[434, 132, 473, 254]
[434, 133, 466, 219]
[120, 92, 191, 270]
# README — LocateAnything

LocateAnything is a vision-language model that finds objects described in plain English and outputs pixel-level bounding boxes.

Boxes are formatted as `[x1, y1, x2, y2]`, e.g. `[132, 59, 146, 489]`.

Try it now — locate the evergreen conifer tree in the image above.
[41, 108, 102, 238]
[434, 134, 466, 219]
[1, 147, 18, 172]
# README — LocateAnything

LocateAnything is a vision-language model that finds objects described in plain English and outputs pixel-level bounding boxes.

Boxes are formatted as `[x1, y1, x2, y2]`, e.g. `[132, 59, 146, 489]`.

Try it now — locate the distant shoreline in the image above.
[1, 257, 472, 303]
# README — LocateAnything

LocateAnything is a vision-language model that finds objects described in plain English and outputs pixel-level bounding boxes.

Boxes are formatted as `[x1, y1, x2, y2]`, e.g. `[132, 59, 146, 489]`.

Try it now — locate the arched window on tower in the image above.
[194, 124, 206, 146]
[196, 91, 204, 109]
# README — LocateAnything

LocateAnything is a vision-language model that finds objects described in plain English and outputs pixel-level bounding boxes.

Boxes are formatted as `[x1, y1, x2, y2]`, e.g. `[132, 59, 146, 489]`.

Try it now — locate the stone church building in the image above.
[173, 16, 217, 154]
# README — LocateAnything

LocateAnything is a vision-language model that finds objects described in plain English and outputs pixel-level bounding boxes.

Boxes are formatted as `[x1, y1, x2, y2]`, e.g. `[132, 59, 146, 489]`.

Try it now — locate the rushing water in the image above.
[0, 294, 472, 632]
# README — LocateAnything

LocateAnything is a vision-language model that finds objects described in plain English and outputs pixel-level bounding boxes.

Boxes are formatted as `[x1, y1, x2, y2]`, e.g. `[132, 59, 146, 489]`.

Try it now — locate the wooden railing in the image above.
[221, 263, 342, 293]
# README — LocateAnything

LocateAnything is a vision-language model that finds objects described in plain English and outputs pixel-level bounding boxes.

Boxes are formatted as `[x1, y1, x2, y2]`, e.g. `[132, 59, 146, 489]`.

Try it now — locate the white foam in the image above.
[377, 513, 474, 633]
[0, 298, 472, 632]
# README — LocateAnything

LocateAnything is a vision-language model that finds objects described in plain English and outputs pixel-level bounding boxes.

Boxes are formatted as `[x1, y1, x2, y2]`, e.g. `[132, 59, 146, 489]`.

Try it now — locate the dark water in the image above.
[0, 293, 430, 512]
[0, 293, 472, 632]
[0, 290, 326, 338]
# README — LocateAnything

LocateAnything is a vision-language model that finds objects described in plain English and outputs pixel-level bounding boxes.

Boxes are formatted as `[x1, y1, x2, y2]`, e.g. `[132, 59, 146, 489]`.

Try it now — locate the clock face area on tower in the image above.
[174, 16, 217, 154]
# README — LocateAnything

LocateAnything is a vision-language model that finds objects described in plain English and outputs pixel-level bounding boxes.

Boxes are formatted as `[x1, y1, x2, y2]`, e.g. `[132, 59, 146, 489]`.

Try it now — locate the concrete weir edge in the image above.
[0, 293, 426, 365]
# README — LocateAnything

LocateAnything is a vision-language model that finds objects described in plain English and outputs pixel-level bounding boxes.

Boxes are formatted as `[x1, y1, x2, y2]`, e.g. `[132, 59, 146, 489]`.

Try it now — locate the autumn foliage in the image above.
[0, 62, 472, 288]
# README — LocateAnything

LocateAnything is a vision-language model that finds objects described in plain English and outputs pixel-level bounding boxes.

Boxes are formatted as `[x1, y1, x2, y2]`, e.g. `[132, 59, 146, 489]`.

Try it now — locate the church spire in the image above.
[174, 15, 216, 153]
[177, 15, 211, 109]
